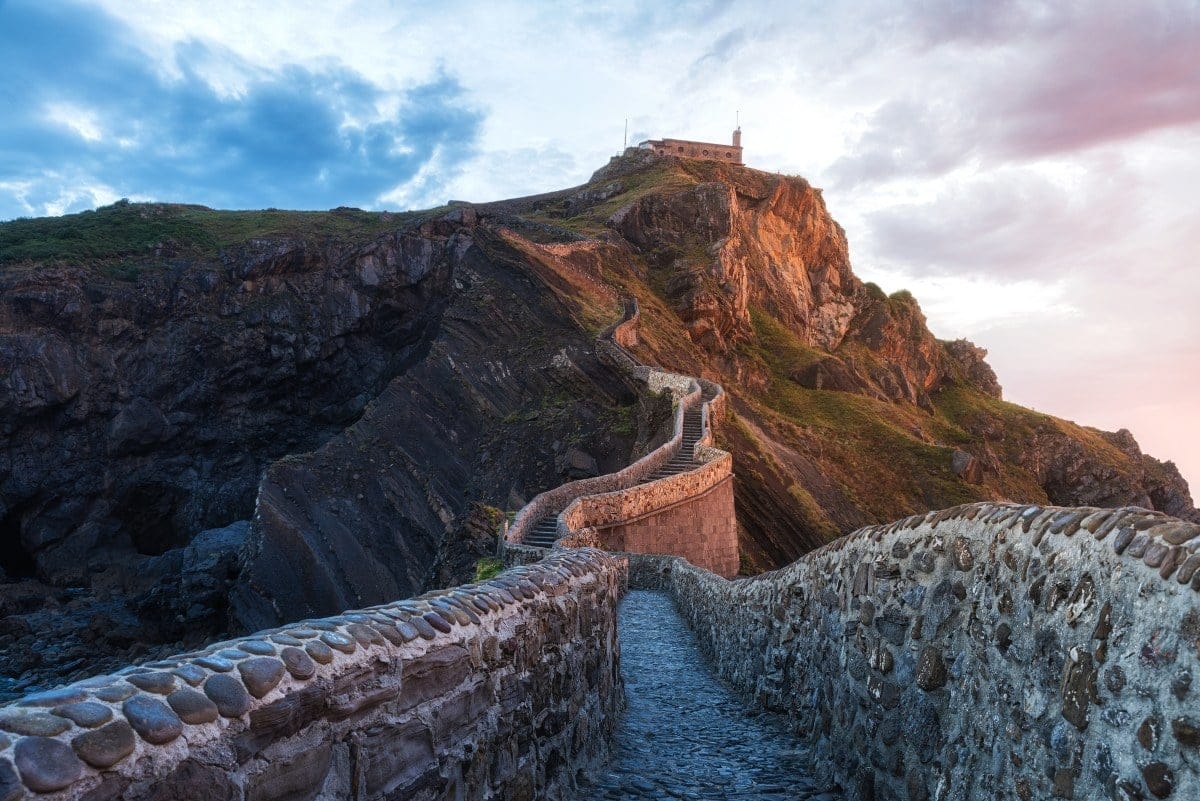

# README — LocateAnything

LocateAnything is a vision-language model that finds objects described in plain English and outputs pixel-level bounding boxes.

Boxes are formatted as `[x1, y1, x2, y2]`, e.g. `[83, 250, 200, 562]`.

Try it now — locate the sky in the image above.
[1, 0, 1197, 493]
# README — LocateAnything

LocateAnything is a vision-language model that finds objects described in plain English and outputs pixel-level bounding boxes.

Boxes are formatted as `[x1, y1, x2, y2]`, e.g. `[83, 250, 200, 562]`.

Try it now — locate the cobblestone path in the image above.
[585, 591, 839, 800]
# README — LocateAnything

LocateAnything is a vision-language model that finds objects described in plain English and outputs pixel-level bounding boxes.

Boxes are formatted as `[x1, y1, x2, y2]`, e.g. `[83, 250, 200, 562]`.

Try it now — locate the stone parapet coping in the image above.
[559, 452, 733, 535]
[0, 549, 622, 800]
[811, 501, 1200, 589]
[638, 500, 1200, 596]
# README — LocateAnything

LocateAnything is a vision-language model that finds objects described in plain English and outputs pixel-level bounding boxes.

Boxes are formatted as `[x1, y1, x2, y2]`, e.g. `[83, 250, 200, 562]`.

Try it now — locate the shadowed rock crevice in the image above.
[0, 508, 36, 579]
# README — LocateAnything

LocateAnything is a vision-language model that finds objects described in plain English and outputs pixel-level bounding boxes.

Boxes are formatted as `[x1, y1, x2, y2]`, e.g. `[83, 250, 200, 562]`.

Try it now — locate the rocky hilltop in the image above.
[500, 151, 1196, 565]
[0, 153, 1193, 694]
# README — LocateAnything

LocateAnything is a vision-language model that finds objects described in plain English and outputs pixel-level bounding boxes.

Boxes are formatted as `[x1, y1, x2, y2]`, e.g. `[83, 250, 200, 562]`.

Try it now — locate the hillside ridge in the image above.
[0, 150, 1193, 692]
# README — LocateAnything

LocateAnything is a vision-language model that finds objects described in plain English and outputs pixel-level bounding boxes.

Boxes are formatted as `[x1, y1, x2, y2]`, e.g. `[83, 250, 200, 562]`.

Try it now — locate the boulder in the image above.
[950, 450, 985, 484]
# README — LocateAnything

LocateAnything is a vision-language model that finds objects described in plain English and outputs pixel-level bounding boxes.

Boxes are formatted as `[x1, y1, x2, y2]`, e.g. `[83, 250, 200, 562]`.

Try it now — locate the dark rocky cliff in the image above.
[0, 214, 457, 584]
[230, 224, 639, 631]
[0, 204, 640, 697]
[0, 153, 1192, 694]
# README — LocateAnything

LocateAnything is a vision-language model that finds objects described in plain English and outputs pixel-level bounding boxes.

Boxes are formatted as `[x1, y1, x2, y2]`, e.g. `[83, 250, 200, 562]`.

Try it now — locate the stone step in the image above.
[524, 518, 559, 547]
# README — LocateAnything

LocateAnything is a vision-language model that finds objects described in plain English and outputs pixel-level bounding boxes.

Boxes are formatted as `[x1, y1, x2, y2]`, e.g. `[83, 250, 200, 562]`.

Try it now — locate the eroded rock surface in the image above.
[0, 209, 640, 695]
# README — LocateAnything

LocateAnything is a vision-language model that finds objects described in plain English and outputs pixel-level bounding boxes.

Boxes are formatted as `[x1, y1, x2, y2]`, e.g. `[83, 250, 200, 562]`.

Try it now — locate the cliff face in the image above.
[0, 204, 638, 697]
[0, 152, 1192, 693]
[525, 152, 1195, 567]
[597, 153, 988, 412]
[0, 215, 458, 585]
[230, 225, 638, 631]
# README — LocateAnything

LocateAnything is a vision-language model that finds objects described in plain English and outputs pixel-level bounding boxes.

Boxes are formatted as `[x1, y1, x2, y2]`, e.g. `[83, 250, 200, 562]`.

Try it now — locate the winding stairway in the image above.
[522, 402, 710, 549]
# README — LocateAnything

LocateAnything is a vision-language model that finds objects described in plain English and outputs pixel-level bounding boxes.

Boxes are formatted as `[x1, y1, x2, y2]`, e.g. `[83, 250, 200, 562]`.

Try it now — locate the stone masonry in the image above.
[595, 476, 738, 580]
[508, 300, 740, 578]
[635, 129, 744, 165]
[0, 549, 625, 801]
[628, 502, 1200, 801]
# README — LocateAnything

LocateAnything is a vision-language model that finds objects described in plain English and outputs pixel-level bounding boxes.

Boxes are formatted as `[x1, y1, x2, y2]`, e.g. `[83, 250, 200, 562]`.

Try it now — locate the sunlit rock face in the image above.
[581, 152, 1194, 567]
[600, 153, 995, 410]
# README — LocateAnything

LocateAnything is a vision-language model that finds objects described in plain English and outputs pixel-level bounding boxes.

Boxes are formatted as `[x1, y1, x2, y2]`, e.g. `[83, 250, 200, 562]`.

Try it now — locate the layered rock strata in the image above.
[0, 549, 625, 801]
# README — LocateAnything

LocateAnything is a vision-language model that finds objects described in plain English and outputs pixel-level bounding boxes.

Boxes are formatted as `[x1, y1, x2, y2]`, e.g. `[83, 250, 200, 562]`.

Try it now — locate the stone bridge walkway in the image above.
[583, 591, 838, 800]
[524, 403, 707, 549]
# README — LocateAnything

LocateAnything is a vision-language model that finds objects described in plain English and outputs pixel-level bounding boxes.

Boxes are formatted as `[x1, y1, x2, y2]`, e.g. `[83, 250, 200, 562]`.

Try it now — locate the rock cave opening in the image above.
[0, 508, 38, 579]
[114, 483, 190, 556]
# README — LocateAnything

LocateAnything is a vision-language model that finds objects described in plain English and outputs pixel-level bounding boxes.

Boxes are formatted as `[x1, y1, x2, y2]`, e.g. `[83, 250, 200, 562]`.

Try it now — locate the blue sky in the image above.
[0, 1, 481, 214]
[2, 0, 1199, 491]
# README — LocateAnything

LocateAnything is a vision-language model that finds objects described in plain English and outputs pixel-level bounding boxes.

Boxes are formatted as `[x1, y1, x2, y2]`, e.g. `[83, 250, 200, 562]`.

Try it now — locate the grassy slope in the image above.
[0, 201, 439, 274]
[3, 161, 1173, 574]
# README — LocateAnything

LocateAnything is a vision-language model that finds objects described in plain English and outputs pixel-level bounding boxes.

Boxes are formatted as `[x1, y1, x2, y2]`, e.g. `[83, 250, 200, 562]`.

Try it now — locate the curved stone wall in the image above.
[0, 549, 625, 801]
[632, 502, 1200, 801]
[507, 300, 738, 577]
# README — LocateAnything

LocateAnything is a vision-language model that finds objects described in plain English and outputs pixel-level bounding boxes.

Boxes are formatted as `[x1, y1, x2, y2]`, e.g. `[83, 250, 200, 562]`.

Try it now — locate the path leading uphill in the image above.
[585, 591, 839, 800]
[523, 403, 707, 548]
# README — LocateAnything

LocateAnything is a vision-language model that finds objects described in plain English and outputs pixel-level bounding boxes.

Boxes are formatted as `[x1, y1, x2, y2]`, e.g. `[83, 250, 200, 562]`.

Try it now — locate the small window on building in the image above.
[702, 149, 709, 156]
[726, 152, 732, 158]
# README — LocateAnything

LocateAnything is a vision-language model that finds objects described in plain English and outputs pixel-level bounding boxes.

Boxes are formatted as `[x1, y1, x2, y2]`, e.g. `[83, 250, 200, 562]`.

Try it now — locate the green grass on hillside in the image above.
[474, 557, 505, 582]
[524, 162, 692, 236]
[742, 307, 826, 373]
[739, 304, 983, 513]
[0, 200, 433, 266]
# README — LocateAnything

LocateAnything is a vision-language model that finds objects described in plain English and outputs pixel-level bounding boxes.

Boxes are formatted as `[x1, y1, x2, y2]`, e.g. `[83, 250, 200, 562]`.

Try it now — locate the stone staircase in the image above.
[647, 404, 705, 481]
[524, 516, 561, 548]
[523, 392, 713, 549]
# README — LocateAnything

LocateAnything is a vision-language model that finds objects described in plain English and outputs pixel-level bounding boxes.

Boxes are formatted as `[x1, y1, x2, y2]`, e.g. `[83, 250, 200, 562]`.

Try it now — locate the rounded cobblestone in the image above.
[583, 591, 837, 801]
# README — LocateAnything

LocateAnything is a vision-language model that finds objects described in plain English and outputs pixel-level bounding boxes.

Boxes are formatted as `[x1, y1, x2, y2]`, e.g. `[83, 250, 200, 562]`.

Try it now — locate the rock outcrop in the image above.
[596, 152, 995, 408]
[0, 205, 639, 696]
[533, 152, 1196, 566]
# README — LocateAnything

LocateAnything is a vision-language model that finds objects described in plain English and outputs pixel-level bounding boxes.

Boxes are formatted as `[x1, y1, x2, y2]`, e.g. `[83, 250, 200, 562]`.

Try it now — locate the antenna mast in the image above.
[623, 118, 628, 152]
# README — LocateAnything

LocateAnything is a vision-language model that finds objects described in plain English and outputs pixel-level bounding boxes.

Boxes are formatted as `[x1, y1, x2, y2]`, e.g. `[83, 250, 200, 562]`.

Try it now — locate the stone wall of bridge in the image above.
[0, 550, 625, 801]
[594, 473, 739, 579]
[508, 299, 740, 577]
[631, 502, 1200, 801]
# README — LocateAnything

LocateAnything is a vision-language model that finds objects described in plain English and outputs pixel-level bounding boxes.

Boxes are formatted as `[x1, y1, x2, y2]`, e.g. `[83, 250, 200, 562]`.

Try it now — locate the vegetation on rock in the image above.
[0, 149, 1193, 692]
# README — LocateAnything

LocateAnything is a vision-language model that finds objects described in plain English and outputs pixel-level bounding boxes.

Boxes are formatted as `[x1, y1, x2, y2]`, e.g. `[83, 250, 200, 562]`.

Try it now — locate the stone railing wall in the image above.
[506, 299, 738, 578]
[629, 502, 1200, 801]
[503, 378, 700, 543]
[504, 301, 701, 547]
[560, 451, 732, 534]
[0, 549, 625, 801]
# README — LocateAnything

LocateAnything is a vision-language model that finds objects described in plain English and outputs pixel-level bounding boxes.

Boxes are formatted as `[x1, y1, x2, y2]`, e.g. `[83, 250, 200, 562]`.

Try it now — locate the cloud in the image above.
[829, 0, 1200, 187]
[0, 1, 482, 219]
[988, 4, 1200, 158]
[862, 161, 1131, 280]
[902, 0, 1029, 47]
